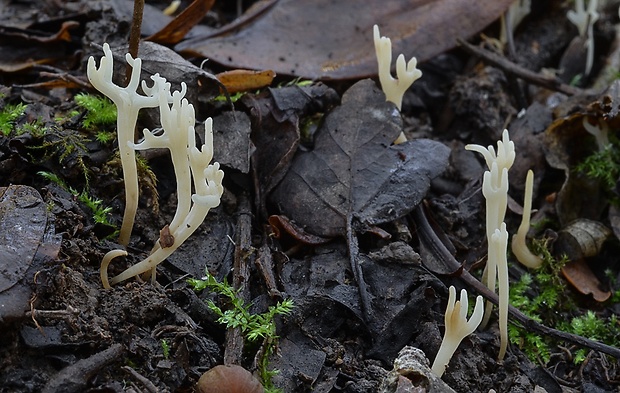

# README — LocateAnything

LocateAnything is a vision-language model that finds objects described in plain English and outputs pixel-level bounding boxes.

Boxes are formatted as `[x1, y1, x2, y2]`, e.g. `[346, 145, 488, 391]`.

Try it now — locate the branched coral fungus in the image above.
[89, 43, 224, 289]
[431, 286, 483, 377]
[466, 129, 515, 360]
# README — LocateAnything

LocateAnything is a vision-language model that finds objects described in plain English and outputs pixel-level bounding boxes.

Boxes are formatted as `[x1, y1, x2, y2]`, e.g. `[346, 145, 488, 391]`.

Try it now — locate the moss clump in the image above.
[0, 103, 27, 135]
[74, 93, 117, 129]
[575, 135, 620, 205]
[509, 238, 570, 363]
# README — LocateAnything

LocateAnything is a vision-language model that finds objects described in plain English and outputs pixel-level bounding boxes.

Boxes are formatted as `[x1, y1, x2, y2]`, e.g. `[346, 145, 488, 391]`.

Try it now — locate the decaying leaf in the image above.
[242, 83, 339, 215]
[271, 79, 450, 237]
[0, 185, 60, 321]
[176, 0, 515, 79]
[562, 259, 611, 302]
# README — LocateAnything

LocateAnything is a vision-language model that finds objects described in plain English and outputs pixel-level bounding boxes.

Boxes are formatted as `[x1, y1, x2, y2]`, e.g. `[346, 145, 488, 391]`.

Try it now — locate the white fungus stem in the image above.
[373, 25, 422, 144]
[87, 43, 167, 246]
[491, 224, 509, 360]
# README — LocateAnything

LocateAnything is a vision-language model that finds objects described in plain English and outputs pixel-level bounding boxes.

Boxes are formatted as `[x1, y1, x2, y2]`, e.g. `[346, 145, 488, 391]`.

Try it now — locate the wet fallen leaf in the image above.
[562, 259, 611, 302]
[0, 185, 45, 293]
[0, 185, 60, 321]
[271, 79, 450, 237]
[242, 83, 339, 214]
[176, 0, 515, 79]
[211, 110, 252, 173]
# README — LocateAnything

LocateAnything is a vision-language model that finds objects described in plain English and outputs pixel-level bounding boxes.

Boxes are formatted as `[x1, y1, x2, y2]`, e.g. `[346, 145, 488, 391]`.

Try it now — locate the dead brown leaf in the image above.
[176, 0, 515, 80]
[562, 259, 611, 302]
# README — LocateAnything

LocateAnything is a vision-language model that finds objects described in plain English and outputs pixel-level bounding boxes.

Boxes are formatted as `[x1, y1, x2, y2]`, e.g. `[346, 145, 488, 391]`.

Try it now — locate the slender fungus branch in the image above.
[511, 170, 543, 269]
[465, 130, 515, 359]
[90, 44, 224, 288]
[373, 24, 422, 144]
[431, 286, 484, 377]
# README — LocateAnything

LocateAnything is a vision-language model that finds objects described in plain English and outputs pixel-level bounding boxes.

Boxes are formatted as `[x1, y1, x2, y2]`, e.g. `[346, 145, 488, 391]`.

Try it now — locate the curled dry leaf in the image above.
[145, 0, 215, 45]
[556, 219, 612, 302]
[268, 215, 331, 246]
[556, 219, 611, 260]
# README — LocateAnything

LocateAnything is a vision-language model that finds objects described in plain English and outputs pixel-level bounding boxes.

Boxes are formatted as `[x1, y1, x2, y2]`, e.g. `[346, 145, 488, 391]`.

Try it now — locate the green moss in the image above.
[17, 118, 47, 137]
[38, 171, 115, 229]
[0, 103, 27, 136]
[74, 93, 117, 129]
[161, 339, 170, 360]
[574, 132, 620, 207]
[509, 237, 620, 364]
[575, 141, 620, 194]
[508, 238, 572, 363]
[213, 91, 245, 103]
[558, 312, 620, 364]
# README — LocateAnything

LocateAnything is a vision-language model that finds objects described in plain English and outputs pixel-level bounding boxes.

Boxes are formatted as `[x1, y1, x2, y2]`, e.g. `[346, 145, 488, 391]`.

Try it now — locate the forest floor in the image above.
[1, 1, 620, 392]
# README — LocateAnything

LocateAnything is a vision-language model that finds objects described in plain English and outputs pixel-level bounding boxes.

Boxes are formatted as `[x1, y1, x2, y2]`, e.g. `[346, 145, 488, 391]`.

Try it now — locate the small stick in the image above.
[127, 0, 144, 86]
[457, 39, 584, 96]
[224, 192, 254, 365]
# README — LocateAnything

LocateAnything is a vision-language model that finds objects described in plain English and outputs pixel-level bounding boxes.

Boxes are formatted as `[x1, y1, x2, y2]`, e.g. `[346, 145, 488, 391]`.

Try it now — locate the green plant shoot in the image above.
[188, 273, 294, 393]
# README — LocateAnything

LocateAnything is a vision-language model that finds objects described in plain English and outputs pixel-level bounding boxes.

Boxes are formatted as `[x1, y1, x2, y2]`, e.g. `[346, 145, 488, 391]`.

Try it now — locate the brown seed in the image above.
[196, 365, 264, 393]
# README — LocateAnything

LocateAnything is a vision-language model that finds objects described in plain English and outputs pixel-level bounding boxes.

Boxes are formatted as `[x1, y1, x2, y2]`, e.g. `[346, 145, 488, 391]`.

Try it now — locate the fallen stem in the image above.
[457, 39, 584, 96]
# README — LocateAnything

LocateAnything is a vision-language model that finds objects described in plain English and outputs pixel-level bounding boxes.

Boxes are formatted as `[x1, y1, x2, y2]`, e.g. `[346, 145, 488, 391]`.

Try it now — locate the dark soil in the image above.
[2, 1, 620, 393]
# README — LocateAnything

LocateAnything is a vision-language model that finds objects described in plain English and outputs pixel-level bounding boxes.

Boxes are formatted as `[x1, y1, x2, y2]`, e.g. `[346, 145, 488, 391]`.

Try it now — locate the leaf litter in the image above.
[1, 1, 620, 392]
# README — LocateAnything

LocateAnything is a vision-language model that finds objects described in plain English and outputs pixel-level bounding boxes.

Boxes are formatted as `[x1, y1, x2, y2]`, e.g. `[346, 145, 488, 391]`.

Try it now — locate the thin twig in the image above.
[458, 39, 584, 96]
[126, 0, 144, 85]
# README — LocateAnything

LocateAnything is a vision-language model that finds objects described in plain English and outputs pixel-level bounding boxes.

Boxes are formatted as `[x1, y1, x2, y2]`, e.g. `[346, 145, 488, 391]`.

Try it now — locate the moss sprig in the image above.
[188, 273, 294, 393]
